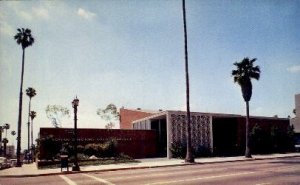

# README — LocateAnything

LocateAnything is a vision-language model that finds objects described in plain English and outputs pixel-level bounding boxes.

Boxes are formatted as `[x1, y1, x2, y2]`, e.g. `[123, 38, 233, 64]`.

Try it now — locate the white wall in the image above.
[291, 94, 300, 133]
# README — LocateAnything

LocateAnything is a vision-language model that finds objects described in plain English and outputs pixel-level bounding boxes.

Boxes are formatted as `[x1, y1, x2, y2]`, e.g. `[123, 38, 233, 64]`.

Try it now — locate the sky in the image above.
[0, 0, 299, 150]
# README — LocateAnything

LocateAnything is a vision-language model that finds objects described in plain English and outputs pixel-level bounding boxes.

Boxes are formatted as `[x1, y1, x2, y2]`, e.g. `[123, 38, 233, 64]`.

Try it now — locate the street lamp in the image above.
[72, 96, 80, 171]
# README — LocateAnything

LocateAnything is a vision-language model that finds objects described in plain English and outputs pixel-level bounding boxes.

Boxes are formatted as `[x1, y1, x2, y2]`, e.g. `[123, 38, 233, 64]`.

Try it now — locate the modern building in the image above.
[120, 108, 290, 158]
[119, 108, 160, 129]
[291, 94, 300, 147]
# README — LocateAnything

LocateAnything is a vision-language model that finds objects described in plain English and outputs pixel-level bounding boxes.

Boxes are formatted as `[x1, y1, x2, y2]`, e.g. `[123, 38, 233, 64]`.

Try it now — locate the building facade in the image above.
[39, 128, 158, 159]
[122, 108, 290, 158]
[119, 108, 159, 129]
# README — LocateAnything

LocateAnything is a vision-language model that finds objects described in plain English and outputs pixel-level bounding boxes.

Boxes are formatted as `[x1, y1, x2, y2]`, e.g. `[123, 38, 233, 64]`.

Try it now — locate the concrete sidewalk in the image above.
[1, 153, 299, 177]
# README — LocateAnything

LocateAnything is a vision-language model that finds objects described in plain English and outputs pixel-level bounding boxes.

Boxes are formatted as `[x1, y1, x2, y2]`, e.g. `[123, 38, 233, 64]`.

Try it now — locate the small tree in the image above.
[45, 105, 70, 128]
[97, 104, 119, 129]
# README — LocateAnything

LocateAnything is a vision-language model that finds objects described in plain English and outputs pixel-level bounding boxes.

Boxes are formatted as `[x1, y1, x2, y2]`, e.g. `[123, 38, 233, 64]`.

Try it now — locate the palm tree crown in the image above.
[14, 28, 34, 50]
[11, 130, 16, 136]
[26, 87, 36, 99]
[232, 58, 261, 102]
[30, 111, 37, 120]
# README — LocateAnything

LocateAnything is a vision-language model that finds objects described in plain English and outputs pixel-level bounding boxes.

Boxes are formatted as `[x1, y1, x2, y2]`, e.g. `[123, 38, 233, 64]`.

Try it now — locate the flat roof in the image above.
[132, 110, 289, 124]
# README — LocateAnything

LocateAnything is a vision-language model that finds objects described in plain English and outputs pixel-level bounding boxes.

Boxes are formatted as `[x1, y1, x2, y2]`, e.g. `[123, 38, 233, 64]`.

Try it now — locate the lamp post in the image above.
[72, 96, 80, 171]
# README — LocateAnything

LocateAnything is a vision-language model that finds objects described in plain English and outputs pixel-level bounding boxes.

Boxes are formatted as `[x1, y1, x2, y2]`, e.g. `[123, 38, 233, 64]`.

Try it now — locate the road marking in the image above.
[255, 183, 271, 185]
[107, 168, 215, 180]
[100, 166, 184, 176]
[82, 173, 115, 185]
[144, 171, 256, 185]
[59, 175, 77, 185]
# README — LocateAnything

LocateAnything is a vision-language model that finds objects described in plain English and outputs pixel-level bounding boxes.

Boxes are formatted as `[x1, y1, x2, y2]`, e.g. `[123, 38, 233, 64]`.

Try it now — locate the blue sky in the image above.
[0, 0, 299, 149]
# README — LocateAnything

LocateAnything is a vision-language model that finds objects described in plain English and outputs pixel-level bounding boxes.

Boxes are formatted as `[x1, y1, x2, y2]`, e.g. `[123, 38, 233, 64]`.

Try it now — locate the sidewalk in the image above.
[1, 153, 299, 177]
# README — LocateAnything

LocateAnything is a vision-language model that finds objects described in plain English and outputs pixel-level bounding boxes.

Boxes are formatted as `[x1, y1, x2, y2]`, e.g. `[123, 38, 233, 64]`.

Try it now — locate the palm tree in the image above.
[14, 28, 35, 167]
[1, 123, 10, 157]
[3, 123, 10, 138]
[29, 111, 36, 151]
[26, 87, 36, 152]
[182, 0, 194, 163]
[2, 138, 8, 157]
[11, 131, 16, 136]
[232, 57, 260, 158]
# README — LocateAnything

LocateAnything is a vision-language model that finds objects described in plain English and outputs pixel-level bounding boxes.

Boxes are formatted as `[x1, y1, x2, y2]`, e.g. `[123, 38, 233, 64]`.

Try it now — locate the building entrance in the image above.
[151, 119, 167, 157]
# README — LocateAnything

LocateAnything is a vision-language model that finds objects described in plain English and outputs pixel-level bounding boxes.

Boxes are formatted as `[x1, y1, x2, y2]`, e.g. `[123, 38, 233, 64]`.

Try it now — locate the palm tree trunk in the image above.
[182, 0, 194, 163]
[245, 101, 252, 158]
[0, 131, 2, 156]
[16, 48, 25, 167]
[31, 118, 34, 161]
[28, 98, 31, 153]
[3, 142, 7, 157]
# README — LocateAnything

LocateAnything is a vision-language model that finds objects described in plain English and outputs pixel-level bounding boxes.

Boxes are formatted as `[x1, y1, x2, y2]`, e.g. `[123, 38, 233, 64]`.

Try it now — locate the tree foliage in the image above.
[250, 124, 295, 154]
[45, 105, 70, 128]
[26, 87, 36, 99]
[232, 58, 260, 102]
[14, 28, 35, 49]
[30, 111, 37, 120]
[97, 104, 119, 129]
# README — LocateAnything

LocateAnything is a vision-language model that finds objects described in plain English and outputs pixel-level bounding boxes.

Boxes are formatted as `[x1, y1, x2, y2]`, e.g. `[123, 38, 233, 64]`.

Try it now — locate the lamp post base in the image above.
[72, 164, 80, 171]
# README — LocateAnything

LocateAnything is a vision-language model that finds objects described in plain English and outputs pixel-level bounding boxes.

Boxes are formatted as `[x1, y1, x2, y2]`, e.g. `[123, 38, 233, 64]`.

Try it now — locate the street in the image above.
[1, 157, 299, 185]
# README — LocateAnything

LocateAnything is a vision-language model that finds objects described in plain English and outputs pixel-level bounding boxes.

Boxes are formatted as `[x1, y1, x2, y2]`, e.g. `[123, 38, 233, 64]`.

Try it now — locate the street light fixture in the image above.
[72, 96, 80, 171]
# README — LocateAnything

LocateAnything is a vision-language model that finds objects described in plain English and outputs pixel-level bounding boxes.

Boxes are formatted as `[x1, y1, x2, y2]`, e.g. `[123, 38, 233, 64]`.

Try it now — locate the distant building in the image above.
[291, 94, 300, 147]
[120, 108, 291, 158]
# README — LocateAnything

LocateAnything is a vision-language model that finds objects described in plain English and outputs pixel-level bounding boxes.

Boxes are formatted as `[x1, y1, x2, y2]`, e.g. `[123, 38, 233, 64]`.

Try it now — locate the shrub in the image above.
[250, 124, 272, 154]
[170, 141, 186, 158]
[83, 138, 118, 158]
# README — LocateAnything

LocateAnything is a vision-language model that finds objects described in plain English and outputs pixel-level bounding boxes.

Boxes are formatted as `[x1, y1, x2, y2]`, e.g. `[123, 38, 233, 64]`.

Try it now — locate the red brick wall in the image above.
[119, 108, 155, 129]
[39, 128, 158, 159]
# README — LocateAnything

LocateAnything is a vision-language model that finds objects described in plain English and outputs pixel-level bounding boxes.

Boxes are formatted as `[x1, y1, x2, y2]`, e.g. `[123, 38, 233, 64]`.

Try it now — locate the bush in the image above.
[250, 124, 272, 154]
[170, 141, 186, 159]
[250, 124, 296, 154]
[170, 141, 212, 158]
[271, 125, 295, 153]
[83, 138, 118, 158]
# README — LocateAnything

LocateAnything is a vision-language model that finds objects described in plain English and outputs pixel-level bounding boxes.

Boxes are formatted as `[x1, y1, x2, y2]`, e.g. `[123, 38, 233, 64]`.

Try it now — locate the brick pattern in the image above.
[119, 108, 155, 129]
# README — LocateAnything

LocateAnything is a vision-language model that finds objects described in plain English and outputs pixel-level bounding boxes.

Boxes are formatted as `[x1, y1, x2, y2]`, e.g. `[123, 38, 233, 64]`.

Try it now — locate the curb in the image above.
[1, 154, 299, 178]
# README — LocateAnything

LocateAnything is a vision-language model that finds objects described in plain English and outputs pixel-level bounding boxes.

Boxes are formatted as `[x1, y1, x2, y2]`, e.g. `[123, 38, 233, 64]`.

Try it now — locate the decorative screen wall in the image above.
[169, 112, 212, 152]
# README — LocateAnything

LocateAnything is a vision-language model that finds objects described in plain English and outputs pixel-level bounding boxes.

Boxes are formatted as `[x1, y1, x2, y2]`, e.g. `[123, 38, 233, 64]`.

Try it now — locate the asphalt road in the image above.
[1, 157, 299, 185]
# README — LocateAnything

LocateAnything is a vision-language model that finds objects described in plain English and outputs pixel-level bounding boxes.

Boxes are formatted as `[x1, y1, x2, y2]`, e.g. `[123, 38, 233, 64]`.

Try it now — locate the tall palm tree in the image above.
[29, 111, 36, 151]
[232, 57, 260, 158]
[26, 87, 36, 152]
[14, 28, 35, 167]
[182, 0, 194, 163]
